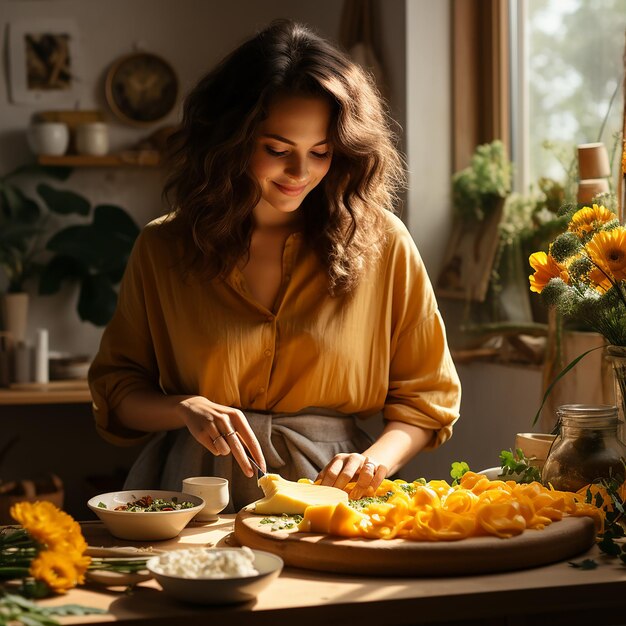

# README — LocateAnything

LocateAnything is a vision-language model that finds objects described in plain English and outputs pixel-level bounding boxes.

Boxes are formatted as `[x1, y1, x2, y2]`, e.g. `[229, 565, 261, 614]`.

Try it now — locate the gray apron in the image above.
[124, 409, 375, 513]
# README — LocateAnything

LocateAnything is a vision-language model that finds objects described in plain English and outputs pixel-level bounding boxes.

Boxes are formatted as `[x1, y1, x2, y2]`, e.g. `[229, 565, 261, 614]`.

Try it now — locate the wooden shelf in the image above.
[37, 150, 161, 168]
[0, 380, 91, 405]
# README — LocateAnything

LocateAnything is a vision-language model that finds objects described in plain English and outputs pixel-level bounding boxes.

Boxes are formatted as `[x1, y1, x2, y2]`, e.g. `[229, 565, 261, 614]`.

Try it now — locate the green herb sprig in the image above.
[499, 449, 542, 483]
[0, 591, 105, 626]
[450, 461, 470, 485]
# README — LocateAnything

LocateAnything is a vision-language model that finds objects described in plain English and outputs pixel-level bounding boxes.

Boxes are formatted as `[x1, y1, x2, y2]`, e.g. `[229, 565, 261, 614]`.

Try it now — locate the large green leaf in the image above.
[0, 183, 21, 217]
[46, 225, 104, 266]
[46, 225, 133, 274]
[77, 274, 118, 326]
[97, 231, 135, 275]
[106, 265, 126, 284]
[0, 184, 40, 222]
[93, 204, 140, 239]
[39, 255, 87, 295]
[0, 222, 42, 253]
[37, 183, 90, 216]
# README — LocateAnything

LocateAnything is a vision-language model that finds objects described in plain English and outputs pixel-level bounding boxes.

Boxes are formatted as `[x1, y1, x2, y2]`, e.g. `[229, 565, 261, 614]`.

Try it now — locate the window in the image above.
[512, 0, 626, 192]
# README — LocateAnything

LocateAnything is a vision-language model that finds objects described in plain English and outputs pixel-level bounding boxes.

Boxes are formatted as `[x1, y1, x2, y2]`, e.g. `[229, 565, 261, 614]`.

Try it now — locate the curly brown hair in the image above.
[164, 19, 405, 295]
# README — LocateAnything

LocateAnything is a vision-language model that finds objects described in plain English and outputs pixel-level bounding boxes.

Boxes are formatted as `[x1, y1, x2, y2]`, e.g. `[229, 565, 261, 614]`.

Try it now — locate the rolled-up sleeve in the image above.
[381, 217, 461, 448]
[88, 231, 160, 446]
[384, 309, 461, 449]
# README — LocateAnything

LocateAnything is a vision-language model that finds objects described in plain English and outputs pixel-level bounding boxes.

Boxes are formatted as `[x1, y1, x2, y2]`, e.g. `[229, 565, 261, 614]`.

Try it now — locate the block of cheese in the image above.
[297, 504, 336, 532]
[298, 501, 369, 537]
[254, 474, 349, 515]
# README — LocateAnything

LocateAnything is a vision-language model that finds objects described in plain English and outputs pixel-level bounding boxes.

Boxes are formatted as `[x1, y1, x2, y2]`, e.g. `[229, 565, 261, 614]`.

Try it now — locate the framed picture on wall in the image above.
[8, 18, 83, 106]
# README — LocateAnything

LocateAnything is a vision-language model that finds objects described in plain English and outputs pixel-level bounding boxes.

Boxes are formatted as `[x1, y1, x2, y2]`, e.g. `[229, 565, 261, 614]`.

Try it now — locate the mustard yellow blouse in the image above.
[89, 211, 461, 448]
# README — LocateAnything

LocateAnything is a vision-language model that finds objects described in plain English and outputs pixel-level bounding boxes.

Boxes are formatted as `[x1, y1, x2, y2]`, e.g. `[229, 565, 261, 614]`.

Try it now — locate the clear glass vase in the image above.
[541, 404, 626, 492]
[606, 345, 626, 443]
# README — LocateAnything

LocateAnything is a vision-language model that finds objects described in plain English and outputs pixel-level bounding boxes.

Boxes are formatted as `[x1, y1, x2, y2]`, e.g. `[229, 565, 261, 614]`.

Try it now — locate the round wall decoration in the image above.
[105, 52, 179, 126]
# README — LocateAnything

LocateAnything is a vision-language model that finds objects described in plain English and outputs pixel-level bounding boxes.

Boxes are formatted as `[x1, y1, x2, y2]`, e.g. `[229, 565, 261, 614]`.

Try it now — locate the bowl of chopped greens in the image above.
[87, 490, 205, 541]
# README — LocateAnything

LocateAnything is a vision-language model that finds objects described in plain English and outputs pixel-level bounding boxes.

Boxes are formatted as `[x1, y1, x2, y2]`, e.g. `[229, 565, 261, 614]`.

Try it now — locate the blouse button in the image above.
[264, 349, 272, 357]
[258, 387, 266, 394]
[266, 316, 274, 323]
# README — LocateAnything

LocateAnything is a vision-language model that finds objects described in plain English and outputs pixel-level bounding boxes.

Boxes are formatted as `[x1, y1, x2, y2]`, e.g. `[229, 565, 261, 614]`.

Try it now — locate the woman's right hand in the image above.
[177, 396, 266, 478]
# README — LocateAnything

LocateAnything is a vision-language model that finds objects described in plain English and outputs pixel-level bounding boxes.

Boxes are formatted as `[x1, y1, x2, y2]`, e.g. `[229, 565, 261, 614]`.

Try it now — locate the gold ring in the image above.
[224, 430, 237, 438]
[212, 434, 224, 445]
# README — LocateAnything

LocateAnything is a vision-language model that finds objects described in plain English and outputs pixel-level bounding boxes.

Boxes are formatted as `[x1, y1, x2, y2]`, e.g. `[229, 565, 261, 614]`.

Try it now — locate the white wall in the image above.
[0, 0, 348, 357]
[404, 0, 453, 280]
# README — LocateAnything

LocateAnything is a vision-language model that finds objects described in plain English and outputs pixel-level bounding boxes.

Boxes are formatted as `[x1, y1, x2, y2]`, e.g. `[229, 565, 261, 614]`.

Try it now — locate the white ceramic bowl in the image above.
[87, 490, 205, 541]
[477, 466, 502, 480]
[146, 548, 283, 605]
[515, 432, 557, 467]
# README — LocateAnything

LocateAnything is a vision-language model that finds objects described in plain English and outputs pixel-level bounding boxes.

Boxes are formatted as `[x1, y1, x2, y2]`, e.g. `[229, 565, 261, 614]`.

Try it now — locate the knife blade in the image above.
[234, 431, 266, 479]
[246, 452, 266, 480]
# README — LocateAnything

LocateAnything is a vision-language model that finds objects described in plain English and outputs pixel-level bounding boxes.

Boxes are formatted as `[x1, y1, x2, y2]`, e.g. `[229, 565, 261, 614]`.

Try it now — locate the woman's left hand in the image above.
[317, 453, 388, 500]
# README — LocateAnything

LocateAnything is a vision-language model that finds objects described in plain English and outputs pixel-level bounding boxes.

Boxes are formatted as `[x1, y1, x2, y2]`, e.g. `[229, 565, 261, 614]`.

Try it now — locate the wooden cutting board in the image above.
[234, 510, 596, 576]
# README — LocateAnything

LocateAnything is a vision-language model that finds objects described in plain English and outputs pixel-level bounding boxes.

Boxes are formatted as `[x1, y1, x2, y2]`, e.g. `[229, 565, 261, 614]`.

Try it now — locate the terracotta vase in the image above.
[0, 292, 29, 344]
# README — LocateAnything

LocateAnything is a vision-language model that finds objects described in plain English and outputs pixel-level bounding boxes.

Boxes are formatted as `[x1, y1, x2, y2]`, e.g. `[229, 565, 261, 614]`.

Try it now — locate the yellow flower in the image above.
[528, 251, 568, 293]
[568, 204, 617, 238]
[585, 227, 626, 290]
[29, 550, 83, 594]
[10, 501, 69, 547]
[7, 500, 91, 594]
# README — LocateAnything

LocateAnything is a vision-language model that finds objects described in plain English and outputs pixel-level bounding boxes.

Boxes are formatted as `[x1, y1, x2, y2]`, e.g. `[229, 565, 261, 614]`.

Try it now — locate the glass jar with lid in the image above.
[541, 404, 626, 492]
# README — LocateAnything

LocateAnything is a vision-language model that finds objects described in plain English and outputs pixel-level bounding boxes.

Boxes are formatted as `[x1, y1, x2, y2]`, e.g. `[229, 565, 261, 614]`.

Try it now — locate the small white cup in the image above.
[27, 122, 69, 156]
[75, 122, 109, 156]
[182, 476, 229, 522]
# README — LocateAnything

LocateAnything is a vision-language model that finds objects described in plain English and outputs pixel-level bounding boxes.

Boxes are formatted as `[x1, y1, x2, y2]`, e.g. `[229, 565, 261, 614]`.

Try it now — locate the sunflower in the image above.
[9, 501, 70, 548]
[29, 550, 83, 594]
[585, 227, 626, 290]
[528, 251, 569, 293]
[568, 204, 617, 239]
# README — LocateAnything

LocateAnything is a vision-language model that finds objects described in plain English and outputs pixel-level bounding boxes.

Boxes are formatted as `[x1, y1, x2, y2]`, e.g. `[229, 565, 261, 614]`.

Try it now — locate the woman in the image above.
[88, 19, 461, 512]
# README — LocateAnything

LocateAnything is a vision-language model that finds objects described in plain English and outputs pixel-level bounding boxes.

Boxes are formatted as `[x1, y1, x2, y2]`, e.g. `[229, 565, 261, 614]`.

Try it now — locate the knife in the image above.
[246, 452, 266, 480]
[235, 432, 266, 479]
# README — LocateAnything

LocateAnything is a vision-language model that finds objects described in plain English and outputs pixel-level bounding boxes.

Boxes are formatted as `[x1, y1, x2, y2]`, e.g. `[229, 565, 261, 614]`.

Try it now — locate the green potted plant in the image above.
[37, 186, 140, 326]
[0, 163, 139, 328]
[451, 139, 512, 224]
[0, 164, 71, 342]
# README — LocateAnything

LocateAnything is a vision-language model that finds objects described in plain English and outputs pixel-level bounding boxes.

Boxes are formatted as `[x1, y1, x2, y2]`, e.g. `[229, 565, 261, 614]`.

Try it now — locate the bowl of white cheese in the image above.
[146, 547, 283, 604]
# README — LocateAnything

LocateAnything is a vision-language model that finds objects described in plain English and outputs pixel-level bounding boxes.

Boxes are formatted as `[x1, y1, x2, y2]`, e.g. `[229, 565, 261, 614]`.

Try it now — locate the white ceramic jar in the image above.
[75, 122, 110, 156]
[27, 122, 70, 156]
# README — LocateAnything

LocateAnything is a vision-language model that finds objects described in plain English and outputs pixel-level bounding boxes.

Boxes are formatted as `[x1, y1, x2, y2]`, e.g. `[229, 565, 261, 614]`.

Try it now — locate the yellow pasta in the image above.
[301, 471, 605, 541]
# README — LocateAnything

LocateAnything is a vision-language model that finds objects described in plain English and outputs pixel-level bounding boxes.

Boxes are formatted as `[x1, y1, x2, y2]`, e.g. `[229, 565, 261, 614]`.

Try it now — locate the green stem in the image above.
[1, 556, 35, 566]
[0, 567, 30, 578]
[89, 558, 150, 573]
[0, 530, 29, 545]
[596, 76, 622, 143]
[532, 345, 605, 427]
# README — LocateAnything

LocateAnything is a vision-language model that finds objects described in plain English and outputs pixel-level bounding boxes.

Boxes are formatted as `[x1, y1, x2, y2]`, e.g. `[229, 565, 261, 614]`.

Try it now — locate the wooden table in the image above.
[33, 516, 626, 626]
